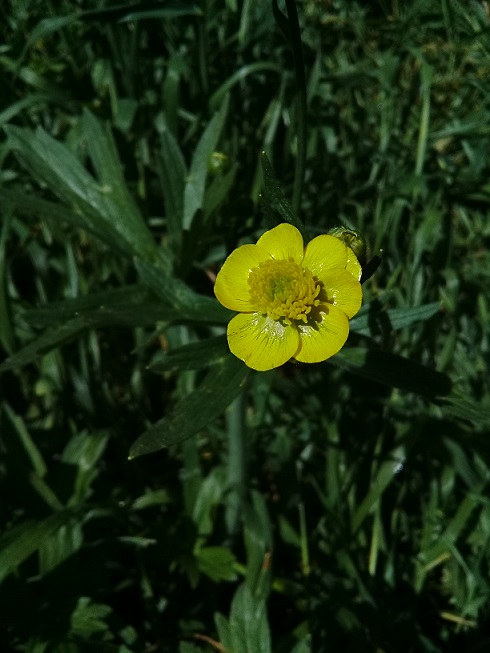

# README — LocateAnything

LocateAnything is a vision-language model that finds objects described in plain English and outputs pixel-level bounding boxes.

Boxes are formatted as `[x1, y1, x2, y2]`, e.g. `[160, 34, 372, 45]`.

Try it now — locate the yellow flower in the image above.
[214, 223, 362, 371]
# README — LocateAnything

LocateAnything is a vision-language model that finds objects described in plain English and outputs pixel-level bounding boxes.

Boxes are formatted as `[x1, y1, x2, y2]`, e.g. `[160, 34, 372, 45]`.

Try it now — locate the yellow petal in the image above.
[256, 223, 304, 263]
[227, 312, 299, 371]
[294, 303, 349, 363]
[214, 244, 271, 311]
[317, 269, 362, 319]
[302, 234, 347, 277]
[346, 249, 362, 281]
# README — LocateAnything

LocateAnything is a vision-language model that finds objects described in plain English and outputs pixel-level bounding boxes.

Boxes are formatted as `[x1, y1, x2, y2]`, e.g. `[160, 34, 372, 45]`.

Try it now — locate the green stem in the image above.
[225, 392, 246, 534]
[415, 61, 432, 179]
[196, 1, 209, 98]
[284, 0, 307, 217]
[299, 501, 310, 576]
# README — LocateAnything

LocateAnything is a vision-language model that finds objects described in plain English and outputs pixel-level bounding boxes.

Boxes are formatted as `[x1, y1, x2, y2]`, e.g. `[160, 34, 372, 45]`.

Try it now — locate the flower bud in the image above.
[328, 226, 368, 268]
[208, 151, 229, 175]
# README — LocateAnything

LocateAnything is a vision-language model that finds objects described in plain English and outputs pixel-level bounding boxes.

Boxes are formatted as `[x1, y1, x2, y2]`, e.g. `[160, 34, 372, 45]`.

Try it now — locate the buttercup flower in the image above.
[214, 223, 362, 371]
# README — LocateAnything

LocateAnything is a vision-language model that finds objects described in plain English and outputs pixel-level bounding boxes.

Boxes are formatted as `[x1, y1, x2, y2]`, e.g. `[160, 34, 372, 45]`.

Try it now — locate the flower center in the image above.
[248, 258, 322, 325]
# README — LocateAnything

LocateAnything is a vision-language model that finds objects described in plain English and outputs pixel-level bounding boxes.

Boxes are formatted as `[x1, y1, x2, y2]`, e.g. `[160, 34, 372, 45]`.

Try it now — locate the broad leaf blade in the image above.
[129, 354, 249, 457]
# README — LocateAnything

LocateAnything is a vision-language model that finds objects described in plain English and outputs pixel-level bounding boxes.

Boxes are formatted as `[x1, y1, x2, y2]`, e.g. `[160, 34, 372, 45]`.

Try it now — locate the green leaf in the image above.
[0, 213, 15, 354]
[0, 294, 177, 374]
[135, 258, 231, 323]
[0, 94, 59, 129]
[92, 3, 203, 22]
[70, 597, 112, 637]
[290, 637, 312, 653]
[62, 431, 110, 506]
[148, 336, 229, 373]
[22, 285, 161, 327]
[5, 124, 106, 214]
[129, 354, 249, 457]
[209, 63, 281, 112]
[192, 467, 227, 536]
[440, 395, 490, 429]
[244, 491, 272, 597]
[260, 151, 304, 232]
[0, 511, 78, 584]
[20, 15, 79, 62]
[350, 302, 441, 337]
[203, 162, 238, 218]
[420, 482, 487, 565]
[214, 613, 233, 651]
[39, 521, 83, 576]
[132, 489, 170, 511]
[183, 98, 229, 230]
[1, 276, 228, 375]
[5, 124, 157, 260]
[80, 110, 157, 258]
[0, 317, 99, 374]
[195, 546, 238, 582]
[332, 347, 451, 397]
[179, 644, 203, 653]
[0, 189, 131, 257]
[229, 583, 271, 653]
[159, 122, 187, 251]
[2, 403, 47, 478]
[215, 583, 271, 653]
[120, 6, 202, 21]
[351, 445, 406, 532]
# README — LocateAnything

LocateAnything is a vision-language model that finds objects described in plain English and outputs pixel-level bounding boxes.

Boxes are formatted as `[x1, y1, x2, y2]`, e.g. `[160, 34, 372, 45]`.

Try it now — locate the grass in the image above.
[1, 0, 490, 651]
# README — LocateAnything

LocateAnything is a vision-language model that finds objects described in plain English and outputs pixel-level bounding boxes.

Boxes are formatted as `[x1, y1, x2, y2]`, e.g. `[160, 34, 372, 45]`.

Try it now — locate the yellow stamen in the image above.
[248, 258, 322, 325]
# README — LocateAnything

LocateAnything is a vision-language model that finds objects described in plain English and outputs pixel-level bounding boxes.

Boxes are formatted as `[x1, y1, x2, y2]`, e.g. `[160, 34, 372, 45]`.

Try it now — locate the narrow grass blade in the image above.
[260, 152, 304, 233]
[0, 511, 78, 584]
[148, 336, 229, 373]
[183, 98, 229, 230]
[129, 355, 249, 457]
[159, 122, 187, 251]
[333, 347, 451, 397]
[350, 302, 441, 337]
[135, 258, 231, 323]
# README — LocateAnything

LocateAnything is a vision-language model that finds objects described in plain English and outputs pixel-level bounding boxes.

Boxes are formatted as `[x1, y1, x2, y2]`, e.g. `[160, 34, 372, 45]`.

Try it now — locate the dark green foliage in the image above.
[1, 1, 490, 651]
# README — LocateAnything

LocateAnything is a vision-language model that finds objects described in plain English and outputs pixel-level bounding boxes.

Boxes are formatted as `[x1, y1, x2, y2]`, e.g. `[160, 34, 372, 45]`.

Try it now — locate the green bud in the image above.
[328, 226, 368, 267]
[208, 151, 229, 175]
